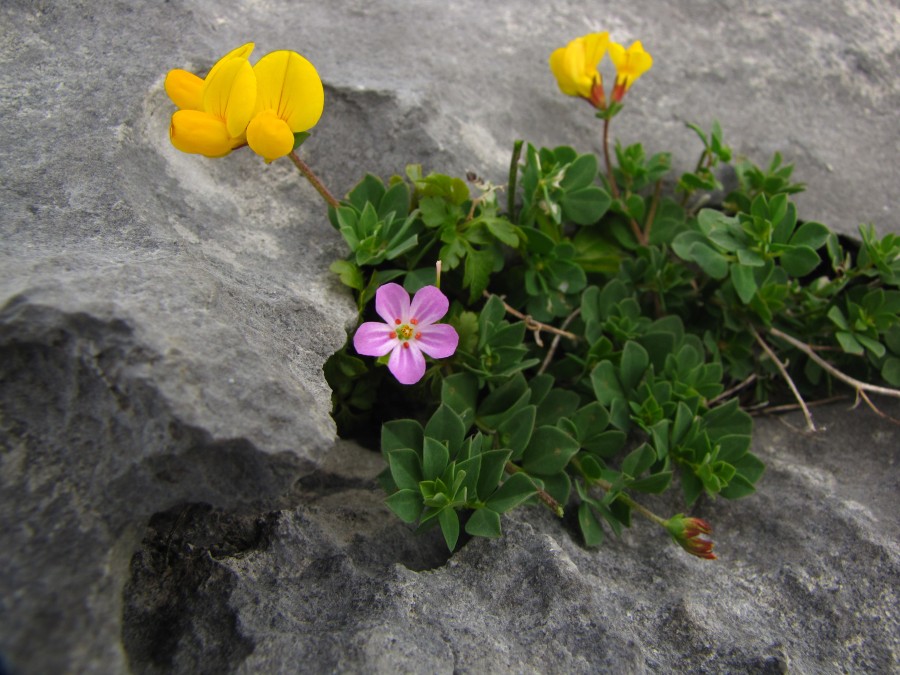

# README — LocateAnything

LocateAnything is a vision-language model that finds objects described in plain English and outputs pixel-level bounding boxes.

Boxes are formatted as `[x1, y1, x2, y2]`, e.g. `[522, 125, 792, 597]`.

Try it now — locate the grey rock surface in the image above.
[1, 0, 898, 673]
[121, 406, 899, 674]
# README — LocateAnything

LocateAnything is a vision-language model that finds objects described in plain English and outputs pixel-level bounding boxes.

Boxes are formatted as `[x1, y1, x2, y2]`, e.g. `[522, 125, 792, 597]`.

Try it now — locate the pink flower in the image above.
[353, 283, 459, 385]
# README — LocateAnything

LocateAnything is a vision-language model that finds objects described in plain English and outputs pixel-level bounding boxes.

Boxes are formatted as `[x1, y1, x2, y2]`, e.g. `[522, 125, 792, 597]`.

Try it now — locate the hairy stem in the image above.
[505, 462, 563, 517]
[289, 151, 340, 209]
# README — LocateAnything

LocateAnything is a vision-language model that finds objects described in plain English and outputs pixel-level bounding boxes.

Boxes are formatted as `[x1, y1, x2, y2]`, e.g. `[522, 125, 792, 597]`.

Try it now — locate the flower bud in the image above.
[664, 514, 716, 560]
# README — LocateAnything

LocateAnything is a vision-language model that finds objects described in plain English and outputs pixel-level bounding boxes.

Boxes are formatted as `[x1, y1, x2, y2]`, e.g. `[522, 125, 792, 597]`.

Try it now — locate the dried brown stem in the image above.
[751, 325, 816, 432]
[538, 308, 582, 375]
[483, 291, 580, 344]
[769, 327, 900, 401]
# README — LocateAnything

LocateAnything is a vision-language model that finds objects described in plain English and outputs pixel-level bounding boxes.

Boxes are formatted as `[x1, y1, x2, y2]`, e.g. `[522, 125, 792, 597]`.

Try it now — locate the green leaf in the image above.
[621, 443, 656, 478]
[465, 508, 502, 538]
[424, 404, 466, 452]
[388, 449, 422, 491]
[522, 426, 580, 475]
[379, 181, 411, 220]
[680, 469, 703, 506]
[627, 471, 673, 493]
[485, 218, 519, 247]
[477, 449, 513, 500]
[560, 153, 598, 190]
[620, 341, 650, 392]
[422, 437, 450, 479]
[487, 472, 538, 513]
[527, 373, 555, 406]
[734, 452, 766, 484]
[291, 131, 311, 151]
[689, 242, 730, 279]
[456, 454, 482, 496]
[463, 247, 494, 302]
[562, 186, 611, 225]
[535, 389, 581, 427]
[836, 331, 864, 355]
[730, 263, 758, 304]
[780, 245, 820, 277]
[578, 502, 604, 547]
[478, 374, 530, 429]
[441, 372, 479, 428]
[672, 402, 695, 445]
[384, 489, 423, 523]
[586, 430, 627, 458]
[697, 208, 735, 236]
[703, 399, 752, 439]
[329, 259, 364, 290]
[577, 454, 605, 481]
[497, 405, 537, 460]
[882, 357, 900, 386]
[790, 221, 830, 250]
[591, 361, 623, 406]
[719, 474, 756, 499]
[438, 508, 460, 550]
[540, 471, 572, 505]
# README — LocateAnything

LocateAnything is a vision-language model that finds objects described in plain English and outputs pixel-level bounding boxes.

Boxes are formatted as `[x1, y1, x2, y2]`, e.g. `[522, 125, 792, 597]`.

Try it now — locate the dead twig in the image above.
[751, 325, 816, 432]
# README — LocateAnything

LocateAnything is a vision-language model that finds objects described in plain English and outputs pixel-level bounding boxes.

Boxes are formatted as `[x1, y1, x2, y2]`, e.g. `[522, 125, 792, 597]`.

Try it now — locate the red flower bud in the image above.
[664, 514, 717, 560]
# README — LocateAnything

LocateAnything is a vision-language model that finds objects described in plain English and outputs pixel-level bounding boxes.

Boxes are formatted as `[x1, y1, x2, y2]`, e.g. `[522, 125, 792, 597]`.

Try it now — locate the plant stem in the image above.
[483, 291, 580, 343]
[708, 373, 758, 406]
[602, 116, 619, 200]
[538, 308, 581, 375]
[507, 139, 524, 220]
[289, 151, 340, 209]
[751, 325, 816, 432]
[573, 462, 668, 528]
[601, 116, 647, 246]
[643, 180, 663, 243]
[505, 462, 563, 517]
[768, 326, 900, 403]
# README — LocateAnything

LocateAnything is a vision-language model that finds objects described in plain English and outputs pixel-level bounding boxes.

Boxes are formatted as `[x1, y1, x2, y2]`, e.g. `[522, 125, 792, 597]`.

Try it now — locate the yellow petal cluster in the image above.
[549, 32, 609, 103]
[165, 43, 324, 162]
[549, 33, 653, 107]
[609, 41, 653, 100]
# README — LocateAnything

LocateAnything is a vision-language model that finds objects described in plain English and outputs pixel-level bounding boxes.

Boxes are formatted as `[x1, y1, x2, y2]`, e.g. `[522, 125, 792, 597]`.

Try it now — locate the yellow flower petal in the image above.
[549, 47, 579, 96]
[581, 32, 609, 73]
[201, 57, 257, 137]
[549, 33, 608, 99]
[246, 109, 295, 162]
[253, 50, 324, 133]
[169, 110, 234, 157]
[609, 40, 653, 90]
[205, 42, 255, 83]
[165, 69, 204, 111]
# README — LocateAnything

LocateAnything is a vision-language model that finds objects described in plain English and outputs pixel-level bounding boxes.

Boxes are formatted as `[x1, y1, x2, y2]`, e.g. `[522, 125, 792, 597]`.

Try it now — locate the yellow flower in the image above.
[165, 43, 257, 157]
[549, 32, 609, 108]
[608, 40, 653, 102]
[245, 51, 324, 163]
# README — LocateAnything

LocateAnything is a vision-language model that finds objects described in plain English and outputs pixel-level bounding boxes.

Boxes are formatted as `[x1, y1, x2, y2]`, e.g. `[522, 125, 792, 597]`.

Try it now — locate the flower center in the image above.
[396, 324, 414, 340]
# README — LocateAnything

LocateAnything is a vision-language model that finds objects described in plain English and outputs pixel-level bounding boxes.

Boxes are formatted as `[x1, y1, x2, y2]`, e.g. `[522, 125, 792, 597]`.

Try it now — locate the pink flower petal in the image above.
[409, 285, 449, 325]
[375, 283, 410, 325]
[388, 343, 426, 385]
[353, 322, 398, 357]
[415, 323, 459, 359]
